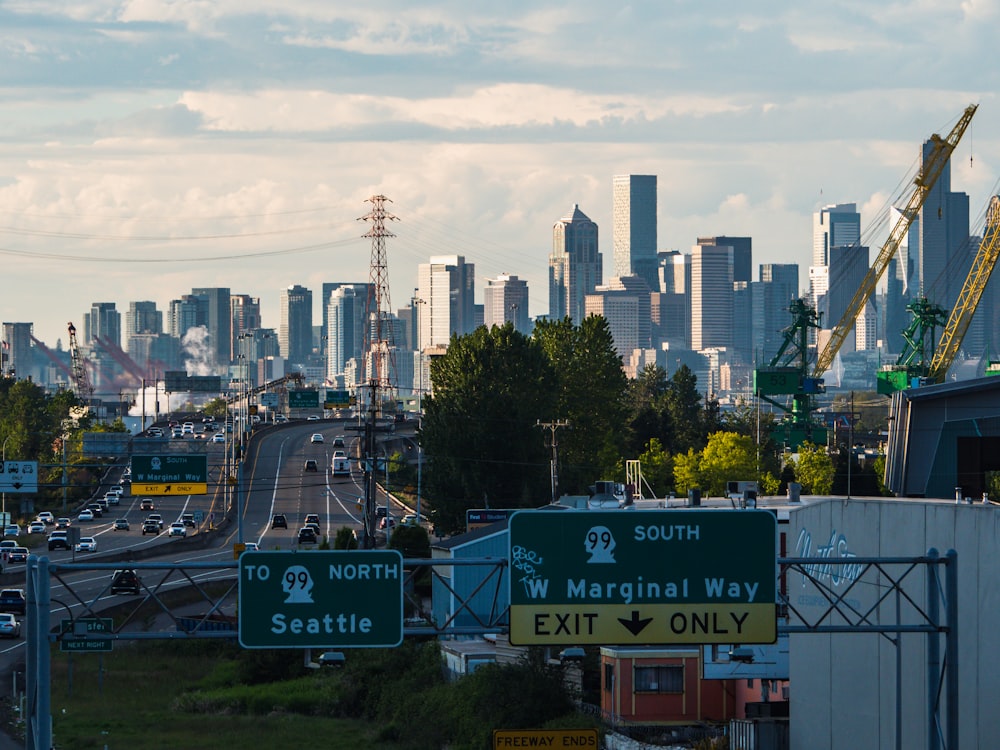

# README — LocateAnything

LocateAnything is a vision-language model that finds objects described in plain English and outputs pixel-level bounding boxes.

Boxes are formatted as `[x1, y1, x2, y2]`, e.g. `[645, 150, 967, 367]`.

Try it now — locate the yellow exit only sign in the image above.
[131, 483, 208, 496]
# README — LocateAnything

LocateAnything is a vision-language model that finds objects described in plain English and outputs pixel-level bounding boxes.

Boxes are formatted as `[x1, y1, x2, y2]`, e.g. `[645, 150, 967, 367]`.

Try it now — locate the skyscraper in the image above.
[2, 322, 33, 380]
[484, 274, 530, 334]
[191, 287, 232, 369]
[168, 295, 201, 340]
[326, 285, 368, 382]
[813, 203, 861, 267]
[280, 284, 313, 364]
[417, 255, 476, 348]
[125, 301, 162, 343]
[752, 264, 799, 363]
[230, 294, 261, 361]
[84, 302, 121, 347]
[612, 175, 658, 290]
[549, 205, 601, 323]
[690, 242, 734, 352]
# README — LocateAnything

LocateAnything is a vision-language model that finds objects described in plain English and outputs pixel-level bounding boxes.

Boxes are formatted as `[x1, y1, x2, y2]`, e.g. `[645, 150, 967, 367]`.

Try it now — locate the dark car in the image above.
[110, 569, 141, 595]
[113, 518, 130, 531]
[141, 520, 160, 536]
[297, 527, 318, 544]
[271, 514, 287, 529]
[0, 589, 26, 615]
[303, 459, 318, 472]
[47, 532, 71, 551]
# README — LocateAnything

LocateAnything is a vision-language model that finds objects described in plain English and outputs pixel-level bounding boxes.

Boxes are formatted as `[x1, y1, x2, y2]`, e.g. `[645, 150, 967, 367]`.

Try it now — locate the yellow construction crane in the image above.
[927, 195, 1000, 381]
[813, 104, 978, 379]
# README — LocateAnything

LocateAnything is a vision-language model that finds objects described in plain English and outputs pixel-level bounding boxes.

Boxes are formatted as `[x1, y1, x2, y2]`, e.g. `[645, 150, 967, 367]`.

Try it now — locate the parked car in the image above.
[7, 547, 28, 564]
[28, 521, 46, 534]
[77, 510, 94, 523]
[47, 532, 71, 550]
[0, 589, 26, 615]
[140, 499, 155, 511]
[168, 522, 187, 537]
[110, 569, 141, 595]
[0, 612, 20, 638]
[271, 514, 287, 529]
[310, 433, 324, 444]
[75, 537, 98, 552]
[113, 518, 130, 531]
[297, 526, 318, 544]
[141, 520, 160, 535]
[37, 511, 55, 525]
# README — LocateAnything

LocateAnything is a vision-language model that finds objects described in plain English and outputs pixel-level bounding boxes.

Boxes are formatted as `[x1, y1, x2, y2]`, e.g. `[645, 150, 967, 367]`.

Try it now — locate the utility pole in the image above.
[536, 419, 570, 505]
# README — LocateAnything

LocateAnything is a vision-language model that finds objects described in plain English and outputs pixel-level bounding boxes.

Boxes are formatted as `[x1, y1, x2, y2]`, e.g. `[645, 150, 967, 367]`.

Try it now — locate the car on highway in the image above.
[110, 569, 141, 595]
[307, 415, 320, 421]
[28, 521, 46, 534]
[7, 547, 28, 564]
[297, 526, 318, 544]
[87, 503, 104, 518]
[113, 518, 130, 531]
[77, 509, 94, 523]
[310, 433, 324, 443]
[168, 522, 187, 537]
[332, 437, 345, 449]
[140, 499, 155, 511]
[271, 514, 287, 529]
[47, 532, 70, 551]
[304, 513, 320, 526]
[211, 433, 225, 443]
[379, 515, 396, 530]
[147, 513, 163, 529]
[55, 517, 71, 529]
[75, 537, 98, 552]
[181, 513, 195, 528]
[242, 542, 259, 552]
[0, 541, 14, 552]
[0, 589, 26, 615]
[0, 612, 20, 638]
[303, 459, 318, 472]
[317, 651, 346, 668]
[141, 520, 160, 535]
[105, 491, 121, 505]
[182, 422, 194, 434]
[37, 511, 55, 525]
[3, 524, 19, 538]
[401, 514, 421, 526]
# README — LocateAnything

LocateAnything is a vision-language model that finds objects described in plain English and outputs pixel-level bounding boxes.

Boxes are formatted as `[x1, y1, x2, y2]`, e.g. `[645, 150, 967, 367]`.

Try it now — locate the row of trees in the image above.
[419, 318, 889, 534]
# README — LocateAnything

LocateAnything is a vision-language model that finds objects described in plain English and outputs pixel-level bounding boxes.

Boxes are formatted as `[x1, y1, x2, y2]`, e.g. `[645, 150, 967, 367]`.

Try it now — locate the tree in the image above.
[422, 324, 554, 535]
[625, 364, 672, 458]
[673, 448, 701, 495]
[663, 365, 707, 454]
[333, 526, 358, 550]
[635, 437, 673, 498]
[533, 316, 628, 492]
[794, 442, 835, 494]
[697, 431, 758, 496]
[202, 397, 228, 419]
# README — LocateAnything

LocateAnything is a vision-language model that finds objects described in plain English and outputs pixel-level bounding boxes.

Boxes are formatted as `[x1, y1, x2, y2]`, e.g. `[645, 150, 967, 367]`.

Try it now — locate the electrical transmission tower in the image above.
[358, 195, 398, 548]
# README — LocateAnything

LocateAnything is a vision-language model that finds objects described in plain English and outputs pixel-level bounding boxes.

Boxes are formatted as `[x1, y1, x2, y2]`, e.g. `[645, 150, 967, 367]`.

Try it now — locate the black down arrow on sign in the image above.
[618, 610, 653, 636]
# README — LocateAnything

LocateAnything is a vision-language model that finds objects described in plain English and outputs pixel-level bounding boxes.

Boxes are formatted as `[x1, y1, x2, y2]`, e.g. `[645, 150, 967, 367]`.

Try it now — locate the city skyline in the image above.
[1, 3, 998, 346]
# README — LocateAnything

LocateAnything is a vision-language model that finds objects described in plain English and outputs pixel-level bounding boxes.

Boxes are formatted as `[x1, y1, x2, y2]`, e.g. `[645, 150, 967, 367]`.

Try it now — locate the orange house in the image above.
[600, 646, 738, 725]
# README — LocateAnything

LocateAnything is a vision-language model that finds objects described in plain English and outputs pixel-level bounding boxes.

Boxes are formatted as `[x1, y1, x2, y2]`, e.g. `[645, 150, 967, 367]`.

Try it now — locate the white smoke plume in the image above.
[182, 325, 215, 376]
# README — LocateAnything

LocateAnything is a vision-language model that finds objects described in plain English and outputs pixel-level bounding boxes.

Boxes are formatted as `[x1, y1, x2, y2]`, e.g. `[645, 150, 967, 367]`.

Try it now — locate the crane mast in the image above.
[67, 321, 93, 402]
[813, 104, 978, 378]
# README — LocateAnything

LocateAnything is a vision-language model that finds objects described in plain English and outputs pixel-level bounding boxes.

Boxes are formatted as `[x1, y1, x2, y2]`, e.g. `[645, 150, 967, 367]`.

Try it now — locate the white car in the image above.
[310, 433, 324, 444]
[27, 521, 46, 534]
[211, 433, 225, 443]
[243, 542, 259, 552]
[3, 525, 19, 538]
[75, 537, 98, 552]
[77, 510, 94, 522]
[37, 512, 55, 525]
[168, 522, 187, 537]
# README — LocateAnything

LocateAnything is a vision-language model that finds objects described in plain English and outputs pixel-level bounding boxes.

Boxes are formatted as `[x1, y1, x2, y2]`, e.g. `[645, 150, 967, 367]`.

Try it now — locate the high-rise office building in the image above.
[585, 275, 652, 357]
[698, 236, 752, 285]
[690, 243, 734, 352]
[230, 294, 261, 361]
[417, 255, 476, 348]
[884, 208, 918, 355]
[825, 244, 870, 352]
[813, 203, 861, 267]
[168, 295, 201, 340]
[1, 322, 33, 380]
[191, 287, 231, 369]
[484, 274, 530, 334]
[279, 285, 313, 364]
[752, 264, 799, 363]
[612, 175, 658, 290]
[652, 251, 690, 348]
[326, 285, 368, 382]
[549, 205, 601, 323]
[125, 301, 162, 345]
[84, 302, 121, 347]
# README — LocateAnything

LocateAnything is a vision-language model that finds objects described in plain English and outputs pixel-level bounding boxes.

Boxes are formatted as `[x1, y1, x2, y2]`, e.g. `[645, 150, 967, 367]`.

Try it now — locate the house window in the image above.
[604, 663, 614, 691]
[634, 665, 684, 693]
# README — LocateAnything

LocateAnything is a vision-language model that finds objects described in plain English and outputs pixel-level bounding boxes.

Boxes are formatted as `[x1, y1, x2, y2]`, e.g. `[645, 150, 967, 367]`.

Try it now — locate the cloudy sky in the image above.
[2, 0, 999, 347]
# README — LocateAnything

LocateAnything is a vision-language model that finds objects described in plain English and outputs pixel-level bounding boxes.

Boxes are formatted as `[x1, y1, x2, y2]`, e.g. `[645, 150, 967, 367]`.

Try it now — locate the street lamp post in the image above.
[2, 436, 11, 525]
[413, 295, 426, 522]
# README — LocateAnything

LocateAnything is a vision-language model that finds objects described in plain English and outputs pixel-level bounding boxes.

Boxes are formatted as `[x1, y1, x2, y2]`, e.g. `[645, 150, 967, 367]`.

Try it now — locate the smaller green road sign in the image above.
[509, 509, 777, 646]
[239, 550, 403, 648]
[60, 617, 114, 652]
[132, 455, 207, 484]
[288, 390, 320, 409]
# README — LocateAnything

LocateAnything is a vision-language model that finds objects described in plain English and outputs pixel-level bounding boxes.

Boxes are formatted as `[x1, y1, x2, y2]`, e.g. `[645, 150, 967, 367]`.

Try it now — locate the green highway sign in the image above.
[238, 550, 404, 648]
[60, 617, 114, 652]
[324, 389, 352, 408]
[0, 461, 38, 493]
[509, 510, 777, 646]
[132, 455, 207, 484]
[288, 390, 320, 409]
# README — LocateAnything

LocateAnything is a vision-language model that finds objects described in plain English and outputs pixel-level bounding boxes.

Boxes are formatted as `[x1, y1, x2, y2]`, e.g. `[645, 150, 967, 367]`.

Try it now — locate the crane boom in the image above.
[927, 195, 1000, 381]
[813, 103, 978, 378]
[67, 321, 94, 400]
